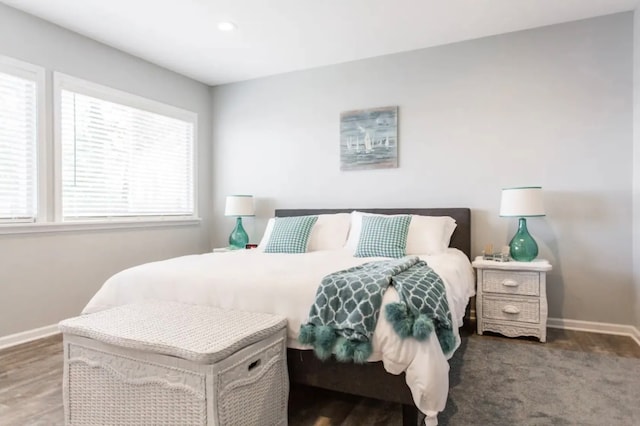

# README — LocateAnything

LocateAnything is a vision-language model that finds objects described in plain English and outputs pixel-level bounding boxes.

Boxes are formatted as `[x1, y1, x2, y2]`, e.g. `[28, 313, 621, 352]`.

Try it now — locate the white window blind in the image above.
[0, 69, 38, 222]
[59, 87, 195, 220]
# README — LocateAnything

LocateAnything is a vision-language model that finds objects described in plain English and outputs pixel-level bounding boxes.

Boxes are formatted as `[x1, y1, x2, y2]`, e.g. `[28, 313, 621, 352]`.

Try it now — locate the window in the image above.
[0, 63, 199, 234]
[55, 74, 197, 221]
[0, 57, 44, 223]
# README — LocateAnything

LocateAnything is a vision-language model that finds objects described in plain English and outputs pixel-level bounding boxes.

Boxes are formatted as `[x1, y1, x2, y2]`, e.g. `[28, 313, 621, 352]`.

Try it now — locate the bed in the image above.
[83, 207, 473, 426]
[277, 208, 472, 426]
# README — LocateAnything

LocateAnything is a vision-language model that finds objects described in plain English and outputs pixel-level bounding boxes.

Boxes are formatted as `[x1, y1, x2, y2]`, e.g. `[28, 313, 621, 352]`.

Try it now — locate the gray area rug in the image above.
[440, 336, 640, 425]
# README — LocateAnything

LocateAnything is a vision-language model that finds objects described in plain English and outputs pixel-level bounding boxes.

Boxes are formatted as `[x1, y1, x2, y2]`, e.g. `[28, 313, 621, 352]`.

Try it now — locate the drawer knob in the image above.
[502, 305, 520, 314]
[502, 279, 519, 287]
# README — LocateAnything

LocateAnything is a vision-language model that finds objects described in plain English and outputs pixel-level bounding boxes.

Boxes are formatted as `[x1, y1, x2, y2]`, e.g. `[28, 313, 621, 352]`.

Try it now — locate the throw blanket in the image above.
[298, 256, 455, 363]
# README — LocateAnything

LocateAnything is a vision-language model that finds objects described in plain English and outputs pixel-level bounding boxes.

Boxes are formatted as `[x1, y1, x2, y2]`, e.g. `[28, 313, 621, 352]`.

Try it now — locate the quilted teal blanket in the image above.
[298, 256, 454, 363]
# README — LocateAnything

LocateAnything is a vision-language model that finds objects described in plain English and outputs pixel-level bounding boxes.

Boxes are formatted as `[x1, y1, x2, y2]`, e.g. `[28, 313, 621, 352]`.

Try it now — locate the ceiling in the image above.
[2, 0, 638, 86]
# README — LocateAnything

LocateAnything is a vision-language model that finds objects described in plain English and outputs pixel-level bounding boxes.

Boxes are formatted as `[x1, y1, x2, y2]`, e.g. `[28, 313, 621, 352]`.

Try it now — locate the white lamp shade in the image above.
[499, 187, 545, 217]
[224, 195, 255, 217]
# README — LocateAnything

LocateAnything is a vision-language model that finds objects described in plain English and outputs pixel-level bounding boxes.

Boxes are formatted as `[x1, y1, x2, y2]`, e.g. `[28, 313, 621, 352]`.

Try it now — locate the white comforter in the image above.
[83, 248, 475, 423]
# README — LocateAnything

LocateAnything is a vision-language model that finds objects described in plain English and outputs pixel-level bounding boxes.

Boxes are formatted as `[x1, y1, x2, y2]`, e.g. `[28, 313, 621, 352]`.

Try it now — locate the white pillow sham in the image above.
[257, 218, 276, 251]
[344, 211, 456, 255]
[258, 213, 351, 252]
[307, 213, 351, 251]
[405, 214, 457, 255]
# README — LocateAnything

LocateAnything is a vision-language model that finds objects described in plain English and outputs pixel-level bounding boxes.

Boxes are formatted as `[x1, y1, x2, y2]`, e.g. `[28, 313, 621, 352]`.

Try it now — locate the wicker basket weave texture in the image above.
[482, 270, 540, 296]
[482, 296, 540, 324]
[217, 346, 286, 425]
[69, 359, 207, 425]
[60, 301, 289, 426]
[59, 301, 287, 363]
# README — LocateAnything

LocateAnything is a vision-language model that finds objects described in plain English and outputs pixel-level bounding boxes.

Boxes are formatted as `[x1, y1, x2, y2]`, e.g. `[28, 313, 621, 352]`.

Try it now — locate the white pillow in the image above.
[344, 211, 456, 255]
[405, 215, 457, 255]
[257, 218, 275, 251]
[307, 213, 351, 251]
[258, 213, 351, 252]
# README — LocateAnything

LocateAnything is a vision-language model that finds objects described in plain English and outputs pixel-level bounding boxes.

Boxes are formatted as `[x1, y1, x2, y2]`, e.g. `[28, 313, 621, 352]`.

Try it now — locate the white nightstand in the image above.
[472, 256, 552, 342]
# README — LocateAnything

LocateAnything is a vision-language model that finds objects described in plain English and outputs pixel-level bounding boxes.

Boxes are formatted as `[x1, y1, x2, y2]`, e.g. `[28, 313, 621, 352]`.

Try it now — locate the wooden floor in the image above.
[1, 327, 638, 426]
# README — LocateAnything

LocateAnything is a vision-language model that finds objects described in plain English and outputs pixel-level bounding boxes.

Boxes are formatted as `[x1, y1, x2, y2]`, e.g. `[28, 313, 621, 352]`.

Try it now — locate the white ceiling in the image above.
[2, 0, 638, 86]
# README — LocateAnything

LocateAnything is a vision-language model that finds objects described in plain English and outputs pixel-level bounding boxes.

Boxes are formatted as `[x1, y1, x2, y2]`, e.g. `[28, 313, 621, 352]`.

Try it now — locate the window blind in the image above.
[0, 71, 37, 222]
[60, 90, 195, 219]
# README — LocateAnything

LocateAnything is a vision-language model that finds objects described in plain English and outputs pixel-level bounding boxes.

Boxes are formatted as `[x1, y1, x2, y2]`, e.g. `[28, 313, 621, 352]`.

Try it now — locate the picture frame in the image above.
[340, 106, 398, 171]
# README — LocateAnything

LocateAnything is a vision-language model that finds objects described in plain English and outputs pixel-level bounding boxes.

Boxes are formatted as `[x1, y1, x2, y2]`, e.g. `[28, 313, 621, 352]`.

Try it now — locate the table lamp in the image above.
[499, 187, 545, 262]
[224, 195, 254, 249]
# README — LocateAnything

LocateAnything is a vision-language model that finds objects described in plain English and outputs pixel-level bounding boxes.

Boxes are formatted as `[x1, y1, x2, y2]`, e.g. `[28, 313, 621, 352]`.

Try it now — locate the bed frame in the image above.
[276, 208, 471, 426]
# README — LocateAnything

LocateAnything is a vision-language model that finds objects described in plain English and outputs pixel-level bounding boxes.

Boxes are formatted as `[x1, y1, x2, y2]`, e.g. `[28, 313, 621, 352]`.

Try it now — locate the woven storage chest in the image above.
[59, 302, 288, 426]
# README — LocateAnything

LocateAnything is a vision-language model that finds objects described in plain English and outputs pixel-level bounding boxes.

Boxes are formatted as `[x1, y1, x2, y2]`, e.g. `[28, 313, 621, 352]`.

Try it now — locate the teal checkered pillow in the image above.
[354, 215, 412, 258]
[264, 216, 319, 253]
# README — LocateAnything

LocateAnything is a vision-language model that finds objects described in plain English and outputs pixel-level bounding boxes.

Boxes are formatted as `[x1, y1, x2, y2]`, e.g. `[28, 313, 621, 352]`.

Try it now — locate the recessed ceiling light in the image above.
[218, 22, 237, 32]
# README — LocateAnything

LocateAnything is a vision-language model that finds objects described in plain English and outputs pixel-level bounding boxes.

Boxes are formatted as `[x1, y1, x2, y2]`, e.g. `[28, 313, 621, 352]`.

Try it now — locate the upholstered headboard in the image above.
[274, 208, 471, 259]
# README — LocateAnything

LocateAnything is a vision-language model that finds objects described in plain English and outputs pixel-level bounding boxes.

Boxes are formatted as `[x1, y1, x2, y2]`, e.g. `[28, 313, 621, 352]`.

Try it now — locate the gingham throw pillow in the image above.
[354, 215, 412, 258]
[263, 216, 319, 253]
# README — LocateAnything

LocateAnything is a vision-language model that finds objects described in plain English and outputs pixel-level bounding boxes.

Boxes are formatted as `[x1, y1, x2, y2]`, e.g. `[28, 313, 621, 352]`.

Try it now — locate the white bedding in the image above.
[83, 248, 475, 423]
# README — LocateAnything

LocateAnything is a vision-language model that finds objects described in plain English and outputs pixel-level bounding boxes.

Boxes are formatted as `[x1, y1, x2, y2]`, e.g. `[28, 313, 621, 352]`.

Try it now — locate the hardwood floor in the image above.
[0, 327, 638, 426]
[0, 335, 65, 426]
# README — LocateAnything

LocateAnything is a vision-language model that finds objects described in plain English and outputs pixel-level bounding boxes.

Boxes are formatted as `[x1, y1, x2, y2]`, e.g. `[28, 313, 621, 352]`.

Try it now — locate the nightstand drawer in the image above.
[482, 270, 539, 296]
[482, 296, 540, 324]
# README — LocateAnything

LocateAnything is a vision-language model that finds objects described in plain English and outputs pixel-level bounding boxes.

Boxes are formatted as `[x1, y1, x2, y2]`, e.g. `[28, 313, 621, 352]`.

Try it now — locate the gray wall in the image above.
[634, 10, 640, 329]
[0, 4, 212, 337]
[212, 13, 634, 325]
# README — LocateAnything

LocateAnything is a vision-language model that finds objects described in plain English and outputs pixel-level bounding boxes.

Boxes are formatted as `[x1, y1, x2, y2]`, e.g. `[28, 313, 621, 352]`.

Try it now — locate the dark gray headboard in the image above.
[274, 208, 471, 260]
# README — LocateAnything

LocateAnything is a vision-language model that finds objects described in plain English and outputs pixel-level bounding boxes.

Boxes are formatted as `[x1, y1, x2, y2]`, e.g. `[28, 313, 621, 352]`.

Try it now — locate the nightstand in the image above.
[472, 256, 552, 342]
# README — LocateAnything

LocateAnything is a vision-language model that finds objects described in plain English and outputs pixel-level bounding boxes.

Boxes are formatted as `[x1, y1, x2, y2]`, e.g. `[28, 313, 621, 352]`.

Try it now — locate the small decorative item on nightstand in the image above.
[482, 244, 510, 262]
[472, 256, 552, 342]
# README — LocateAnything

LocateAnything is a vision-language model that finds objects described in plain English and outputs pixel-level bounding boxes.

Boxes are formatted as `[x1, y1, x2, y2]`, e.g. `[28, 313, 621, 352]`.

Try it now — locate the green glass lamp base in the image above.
[509, 217, 538, 262]
[229, 217, 249, 249]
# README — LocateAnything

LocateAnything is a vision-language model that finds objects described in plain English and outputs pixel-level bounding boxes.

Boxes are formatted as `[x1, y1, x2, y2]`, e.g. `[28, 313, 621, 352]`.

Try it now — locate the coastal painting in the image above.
[340, 106, 398, 171]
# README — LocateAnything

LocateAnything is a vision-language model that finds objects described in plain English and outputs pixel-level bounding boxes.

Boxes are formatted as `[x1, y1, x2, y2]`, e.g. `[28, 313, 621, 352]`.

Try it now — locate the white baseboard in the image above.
[0, 324, 60, 351]
[547, 317, 640, 347]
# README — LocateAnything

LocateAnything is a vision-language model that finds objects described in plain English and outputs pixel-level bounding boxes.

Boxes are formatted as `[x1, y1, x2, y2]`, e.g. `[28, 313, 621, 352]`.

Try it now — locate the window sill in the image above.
[0, 217, 201, 236]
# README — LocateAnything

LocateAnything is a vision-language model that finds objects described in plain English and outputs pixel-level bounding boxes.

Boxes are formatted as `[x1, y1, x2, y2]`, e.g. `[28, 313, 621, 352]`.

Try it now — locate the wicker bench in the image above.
[59, 301, 288, 426]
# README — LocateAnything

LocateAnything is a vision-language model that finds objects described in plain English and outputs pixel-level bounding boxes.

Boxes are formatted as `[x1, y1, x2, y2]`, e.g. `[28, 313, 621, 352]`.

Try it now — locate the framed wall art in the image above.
[340, 106, 398, 171]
